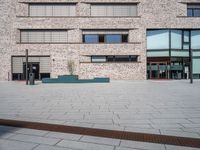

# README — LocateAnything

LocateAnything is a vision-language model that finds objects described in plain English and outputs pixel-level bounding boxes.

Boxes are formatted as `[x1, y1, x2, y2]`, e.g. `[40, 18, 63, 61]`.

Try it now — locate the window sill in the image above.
[16, 42, 141, 45]
[16, 16, 141, 18]
[177, 16, 200, 18]
[80, 62, 141, 64]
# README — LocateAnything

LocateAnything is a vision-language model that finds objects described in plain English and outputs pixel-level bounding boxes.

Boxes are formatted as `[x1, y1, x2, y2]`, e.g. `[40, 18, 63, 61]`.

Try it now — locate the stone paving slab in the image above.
[57, 139, 115, 150]
[120, 140, 166, 150]
[0, 80, 200, 139]
[1, 125, 200, 150]
[0, 139, 38, 150]
[9, 134, 61, 145]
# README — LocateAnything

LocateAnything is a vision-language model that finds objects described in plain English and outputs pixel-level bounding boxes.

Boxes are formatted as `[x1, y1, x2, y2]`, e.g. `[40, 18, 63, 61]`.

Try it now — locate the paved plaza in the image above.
[0, 80, 200, 150]
[1, 125, 200, 150]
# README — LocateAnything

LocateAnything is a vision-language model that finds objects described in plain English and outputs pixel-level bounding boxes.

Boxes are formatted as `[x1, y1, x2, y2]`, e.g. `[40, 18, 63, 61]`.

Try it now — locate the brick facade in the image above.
[0, 0, 200, 80]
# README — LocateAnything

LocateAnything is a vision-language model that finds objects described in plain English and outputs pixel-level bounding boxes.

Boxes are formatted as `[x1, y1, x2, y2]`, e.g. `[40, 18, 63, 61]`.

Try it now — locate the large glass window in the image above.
[91, 4, 137, 16]
[191, 30, 200, 49]
[29, 4, 76, 17]
[20, 30, 68, 43]
[187, 4, 200, 17]
[171, 30, 182, 49]
[147, 30, 169, 49]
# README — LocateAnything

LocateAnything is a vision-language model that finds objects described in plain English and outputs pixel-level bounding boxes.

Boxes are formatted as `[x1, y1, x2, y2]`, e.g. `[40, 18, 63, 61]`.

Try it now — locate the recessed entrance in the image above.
[23, 63, 40, 80]
[147, 57, 190, 80]
[12, 56, 51, 80]
[148, 62, 169, 79]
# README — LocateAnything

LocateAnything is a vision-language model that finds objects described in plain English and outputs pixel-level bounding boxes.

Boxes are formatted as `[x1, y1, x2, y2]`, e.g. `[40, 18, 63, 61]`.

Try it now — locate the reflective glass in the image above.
[147, 30, 169, 49]
[171, 30, 182, 49]
[184, 31, 189, 42]
[191, 30, 200, 49]
[193, 58, 200, 74]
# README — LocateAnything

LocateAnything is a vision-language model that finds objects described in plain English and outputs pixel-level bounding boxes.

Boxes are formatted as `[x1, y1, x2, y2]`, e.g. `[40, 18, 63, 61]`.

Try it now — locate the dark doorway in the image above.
[23, 63, 40, 80]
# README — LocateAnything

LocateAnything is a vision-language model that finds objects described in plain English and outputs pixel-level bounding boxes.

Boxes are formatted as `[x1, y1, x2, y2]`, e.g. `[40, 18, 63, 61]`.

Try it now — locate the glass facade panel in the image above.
[105, 35, 121, 43]
[147, 51, 169, 57]
[183, 44, 189, 50]
[193, 58, 200, 74]
[184, 31, 189, 42]
[191, 30, 200, 49]
[84, 35, 98, 43]
[171, 51, 189, 57]
[147, 30, 169, 49]
[171, 30, 182, 49]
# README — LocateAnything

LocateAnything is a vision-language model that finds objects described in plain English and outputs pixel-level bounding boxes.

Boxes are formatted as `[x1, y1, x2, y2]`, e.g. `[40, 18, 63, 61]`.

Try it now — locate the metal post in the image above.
[189, 31, 193, 84]
[8, 72, 10, 81]
[25, 49, 28, 85]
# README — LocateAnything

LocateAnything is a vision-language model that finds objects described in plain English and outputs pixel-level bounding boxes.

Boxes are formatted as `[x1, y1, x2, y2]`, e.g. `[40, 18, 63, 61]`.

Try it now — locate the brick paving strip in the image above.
[0, 118, 200, 148]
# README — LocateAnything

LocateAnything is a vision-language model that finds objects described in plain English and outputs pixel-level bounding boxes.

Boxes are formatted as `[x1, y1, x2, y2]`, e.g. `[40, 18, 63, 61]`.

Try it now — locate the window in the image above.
[105, 35, 121, 43]
[83, 35, 98, 43]
[187, 4, 200, 17]
[29, 4, 76, 16]
[183, 31, 189, 42]
[83, 34, 128, 43]
[91, 4, 137, 16]
[20, 30, 68, 43]
[171, 30, 182, 49]
[91, 56, 106, 62]
[147, 30, 169, 49]
[91, 55, 138, 63]
[191, 30, 200, 49]
[114, 55, 132, 62]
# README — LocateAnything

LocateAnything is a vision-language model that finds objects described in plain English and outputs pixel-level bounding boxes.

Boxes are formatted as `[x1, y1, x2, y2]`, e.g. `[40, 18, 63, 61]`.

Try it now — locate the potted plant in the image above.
[66, 60, 78, 79]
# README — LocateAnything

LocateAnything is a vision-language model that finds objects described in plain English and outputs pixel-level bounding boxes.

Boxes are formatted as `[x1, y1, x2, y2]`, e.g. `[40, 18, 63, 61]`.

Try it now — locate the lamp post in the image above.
[25, 49, 28, 85]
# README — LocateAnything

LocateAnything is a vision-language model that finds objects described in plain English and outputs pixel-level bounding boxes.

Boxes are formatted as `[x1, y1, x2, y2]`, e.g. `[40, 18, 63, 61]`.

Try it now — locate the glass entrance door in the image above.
[148, 62, 169, 79]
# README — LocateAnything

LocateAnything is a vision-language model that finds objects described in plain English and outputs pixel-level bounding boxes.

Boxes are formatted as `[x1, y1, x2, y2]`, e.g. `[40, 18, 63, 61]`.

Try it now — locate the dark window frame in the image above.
[187, 8, 200, 17]
[91, 55, 138, 63]
[83, 34, 129, 44]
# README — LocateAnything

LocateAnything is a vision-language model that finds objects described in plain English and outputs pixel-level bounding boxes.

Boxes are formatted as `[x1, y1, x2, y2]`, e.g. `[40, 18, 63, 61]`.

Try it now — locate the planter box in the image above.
[42, 75, 110, 83]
